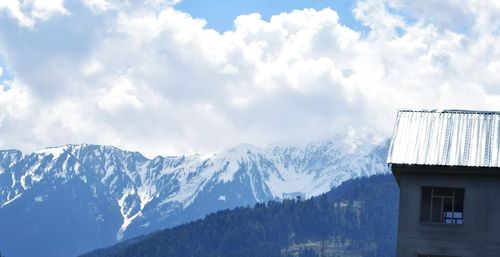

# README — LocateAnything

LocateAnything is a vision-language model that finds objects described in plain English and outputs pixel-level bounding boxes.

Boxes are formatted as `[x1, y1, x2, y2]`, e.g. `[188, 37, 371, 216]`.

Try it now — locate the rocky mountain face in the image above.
[0, 138, 389, 257]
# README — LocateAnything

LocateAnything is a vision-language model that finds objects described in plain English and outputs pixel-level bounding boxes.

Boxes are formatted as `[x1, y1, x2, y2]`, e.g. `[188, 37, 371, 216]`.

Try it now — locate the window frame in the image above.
[419, 186, 465, 225]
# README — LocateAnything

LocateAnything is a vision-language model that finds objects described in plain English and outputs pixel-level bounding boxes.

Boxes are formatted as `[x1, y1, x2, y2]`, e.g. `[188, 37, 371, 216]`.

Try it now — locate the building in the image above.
[387, 109, 500, 257]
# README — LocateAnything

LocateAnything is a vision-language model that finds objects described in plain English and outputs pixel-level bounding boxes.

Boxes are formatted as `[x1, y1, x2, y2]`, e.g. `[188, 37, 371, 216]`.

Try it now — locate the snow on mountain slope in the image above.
[0, 137, 389, 257]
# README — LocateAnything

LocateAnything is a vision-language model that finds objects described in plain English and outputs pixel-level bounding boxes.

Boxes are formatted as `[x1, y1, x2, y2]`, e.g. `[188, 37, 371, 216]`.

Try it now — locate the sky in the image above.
[1, 0, 500, 157]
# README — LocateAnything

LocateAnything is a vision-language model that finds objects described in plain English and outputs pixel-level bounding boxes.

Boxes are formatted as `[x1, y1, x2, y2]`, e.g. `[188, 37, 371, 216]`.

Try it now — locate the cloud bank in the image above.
[1, 0, 500, 157]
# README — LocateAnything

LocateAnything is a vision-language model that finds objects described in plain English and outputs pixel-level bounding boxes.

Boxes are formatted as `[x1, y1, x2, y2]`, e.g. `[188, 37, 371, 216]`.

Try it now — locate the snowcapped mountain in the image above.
[0, 137, 389, 257]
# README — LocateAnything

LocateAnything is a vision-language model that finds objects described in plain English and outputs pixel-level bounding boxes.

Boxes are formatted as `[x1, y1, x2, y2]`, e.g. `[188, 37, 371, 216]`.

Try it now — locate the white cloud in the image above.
[1, 1, 500, 156]
[0, 0, 68, 27]
[81, 0, 111, 13]
[0, 82, 36, 147]
[28, 0, 69, 20]
[96, 76, 144, 112]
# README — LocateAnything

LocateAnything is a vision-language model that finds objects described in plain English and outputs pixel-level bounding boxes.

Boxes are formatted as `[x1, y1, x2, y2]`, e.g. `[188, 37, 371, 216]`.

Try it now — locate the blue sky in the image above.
[0, 54, 14, 91]
[177, 0, 364, 32]
[0, 0, 500, 156]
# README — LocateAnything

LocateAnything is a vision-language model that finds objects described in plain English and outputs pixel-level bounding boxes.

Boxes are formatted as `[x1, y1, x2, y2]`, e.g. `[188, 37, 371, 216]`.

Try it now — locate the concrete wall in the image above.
[395, 167, 500, 257]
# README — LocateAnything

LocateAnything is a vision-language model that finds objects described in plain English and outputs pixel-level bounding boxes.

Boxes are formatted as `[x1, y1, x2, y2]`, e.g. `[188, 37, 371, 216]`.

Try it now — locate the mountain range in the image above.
[0, 137, 389, 257]
[81, 174, 399, 257]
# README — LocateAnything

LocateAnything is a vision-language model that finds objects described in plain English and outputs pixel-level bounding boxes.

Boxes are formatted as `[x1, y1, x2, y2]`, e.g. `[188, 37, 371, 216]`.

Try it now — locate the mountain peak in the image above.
[225, 143, 263, 152]
[218, 143, 266, 159]
[0, 138, 390, 257]
[36, 145, 70, 158]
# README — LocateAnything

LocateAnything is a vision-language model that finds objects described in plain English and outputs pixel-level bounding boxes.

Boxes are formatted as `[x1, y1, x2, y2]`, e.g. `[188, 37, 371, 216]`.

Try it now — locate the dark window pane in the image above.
[455, 188, 465, 212]
[443, 197, 453, 212]
[433, 187, 454, 197]
[420, 187, 432, 222]
[431, 197, 442, 222]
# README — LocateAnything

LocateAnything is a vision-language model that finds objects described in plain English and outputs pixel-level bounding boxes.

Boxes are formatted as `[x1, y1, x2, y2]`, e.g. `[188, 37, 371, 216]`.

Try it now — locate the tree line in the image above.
[82, 174, 399, 257]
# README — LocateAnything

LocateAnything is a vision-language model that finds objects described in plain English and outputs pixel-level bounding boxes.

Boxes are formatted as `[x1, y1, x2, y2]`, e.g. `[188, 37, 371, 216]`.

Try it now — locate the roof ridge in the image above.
[397, 109, 500, 114]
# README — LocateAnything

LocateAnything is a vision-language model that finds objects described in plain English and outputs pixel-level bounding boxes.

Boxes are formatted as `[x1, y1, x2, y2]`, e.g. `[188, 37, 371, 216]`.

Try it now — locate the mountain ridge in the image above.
[0, 137, 389, 257]
[81, 174, 399, 257]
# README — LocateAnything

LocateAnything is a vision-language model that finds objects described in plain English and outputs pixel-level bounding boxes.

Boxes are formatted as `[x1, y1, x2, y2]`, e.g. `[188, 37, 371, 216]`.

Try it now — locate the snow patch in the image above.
[1, 193, 22, 208]
[216, 160, 240, 183]
[117, 210, 141, 241]
[199, 152, 215, 161]
[10, 173, 15, 188]
[37, 146, 67, 158]
[116, 187, 141, 241]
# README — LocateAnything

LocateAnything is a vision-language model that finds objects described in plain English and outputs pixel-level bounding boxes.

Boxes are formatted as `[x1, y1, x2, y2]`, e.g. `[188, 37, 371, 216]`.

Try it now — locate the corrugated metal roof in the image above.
[387, 109, 500, 167]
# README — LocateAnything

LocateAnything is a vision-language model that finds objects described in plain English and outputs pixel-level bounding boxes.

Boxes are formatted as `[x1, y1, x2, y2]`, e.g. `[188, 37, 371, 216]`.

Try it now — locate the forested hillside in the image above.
[81, 174, 399, 257]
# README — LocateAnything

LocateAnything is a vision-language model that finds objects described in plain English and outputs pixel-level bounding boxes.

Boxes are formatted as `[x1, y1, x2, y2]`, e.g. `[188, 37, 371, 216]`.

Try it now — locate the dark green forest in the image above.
[81, 174, 399, 257]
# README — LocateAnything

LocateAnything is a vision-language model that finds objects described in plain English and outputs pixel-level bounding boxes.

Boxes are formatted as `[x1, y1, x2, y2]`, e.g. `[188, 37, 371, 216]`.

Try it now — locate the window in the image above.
[419, 187, 464, 224]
